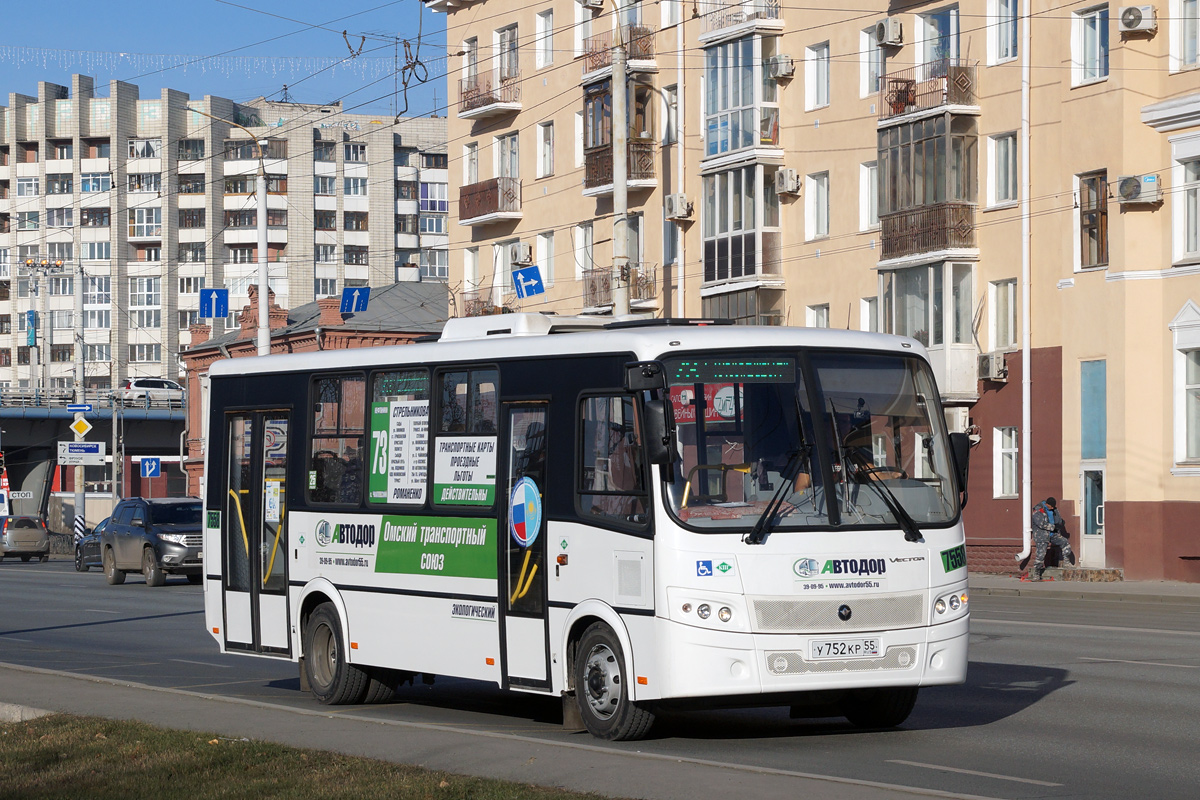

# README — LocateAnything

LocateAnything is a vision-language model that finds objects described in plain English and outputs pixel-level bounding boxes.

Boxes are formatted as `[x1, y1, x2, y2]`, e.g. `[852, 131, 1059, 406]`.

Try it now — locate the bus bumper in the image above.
[655, 614, 969, 700]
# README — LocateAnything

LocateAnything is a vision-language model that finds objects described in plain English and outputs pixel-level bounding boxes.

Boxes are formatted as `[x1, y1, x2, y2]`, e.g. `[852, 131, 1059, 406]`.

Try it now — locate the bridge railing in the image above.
[0, 388, 186, 410]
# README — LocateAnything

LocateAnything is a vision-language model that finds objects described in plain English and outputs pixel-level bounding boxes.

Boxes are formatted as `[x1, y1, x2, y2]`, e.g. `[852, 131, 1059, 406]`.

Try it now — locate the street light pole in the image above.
[74, 261, 85, 536]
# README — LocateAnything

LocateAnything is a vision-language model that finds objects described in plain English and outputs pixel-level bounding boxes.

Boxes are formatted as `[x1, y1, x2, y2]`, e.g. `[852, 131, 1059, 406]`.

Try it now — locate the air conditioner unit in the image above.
[874, 18, 903, 47]
[767, 54, 795, 79]
[579, 0, 605, 9]
[978, 352, 1009, 383]
[511, 242, 533, 265]
[1118, 5, 1157, 33]
[664, 193, 692, 220]
[1116, 174, 1162, 204]
[774, 168, 800, 195]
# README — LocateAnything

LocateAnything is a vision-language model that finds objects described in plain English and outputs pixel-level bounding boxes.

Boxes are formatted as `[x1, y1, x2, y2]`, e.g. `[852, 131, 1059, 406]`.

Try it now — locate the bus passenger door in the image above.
[223, 411, 292, 657]
[501, 403, 551, 690]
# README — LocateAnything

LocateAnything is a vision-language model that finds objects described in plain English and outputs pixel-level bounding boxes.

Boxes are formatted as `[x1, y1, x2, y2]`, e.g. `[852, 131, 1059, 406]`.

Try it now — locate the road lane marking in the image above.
[973, 618, 1200, 636]
[887, 760, 1062, 787]
[170, 659, 232, 669]
[1079, 656, 1200, 669]
[84, 609, 121, 614]
[0, 636, 32, 643]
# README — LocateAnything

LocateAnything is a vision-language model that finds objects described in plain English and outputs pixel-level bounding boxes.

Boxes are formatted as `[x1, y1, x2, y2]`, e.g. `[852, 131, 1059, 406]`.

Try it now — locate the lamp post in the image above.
[187, 109, 271, 355]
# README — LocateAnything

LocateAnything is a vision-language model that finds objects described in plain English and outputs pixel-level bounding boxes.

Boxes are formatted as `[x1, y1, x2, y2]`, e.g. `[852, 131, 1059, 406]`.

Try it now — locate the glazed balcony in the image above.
[582, 263, 657, 310]
[698, 0, 783, 38]
[458, 70, 521, 120]
[583, 140, 657, 196]
[459, 177, 522, 226]
[879, 59, 977, 122]
[879, 202, 976, 262]
[583, 25, 657, 77]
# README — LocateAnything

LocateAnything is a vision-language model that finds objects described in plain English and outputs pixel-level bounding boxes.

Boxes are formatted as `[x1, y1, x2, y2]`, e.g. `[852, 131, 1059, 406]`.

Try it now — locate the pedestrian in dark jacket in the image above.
[1029, 497, 1075, 581]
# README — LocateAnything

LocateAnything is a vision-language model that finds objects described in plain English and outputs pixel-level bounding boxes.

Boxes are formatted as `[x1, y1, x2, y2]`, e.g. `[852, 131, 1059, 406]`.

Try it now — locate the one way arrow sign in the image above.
[340, 286, 371, 313]
[511, 266, 545, 299]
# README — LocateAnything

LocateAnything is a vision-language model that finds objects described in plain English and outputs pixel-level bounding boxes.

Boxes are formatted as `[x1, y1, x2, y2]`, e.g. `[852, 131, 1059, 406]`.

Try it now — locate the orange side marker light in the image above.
[637, 676, 648, 685]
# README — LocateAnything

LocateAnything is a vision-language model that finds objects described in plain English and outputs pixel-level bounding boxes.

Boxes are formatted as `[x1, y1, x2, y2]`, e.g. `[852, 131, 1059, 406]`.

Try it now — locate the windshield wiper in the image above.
[744, 447, 807, 546]
[843, 450, 923, 543]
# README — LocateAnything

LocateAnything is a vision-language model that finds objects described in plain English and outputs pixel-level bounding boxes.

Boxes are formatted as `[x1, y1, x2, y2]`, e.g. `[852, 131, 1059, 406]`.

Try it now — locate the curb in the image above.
[0, 702, 54, 722]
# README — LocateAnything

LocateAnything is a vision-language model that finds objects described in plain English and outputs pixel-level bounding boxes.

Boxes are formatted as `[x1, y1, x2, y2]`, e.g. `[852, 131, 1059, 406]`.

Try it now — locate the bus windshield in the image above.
[663, 352, 958, 533]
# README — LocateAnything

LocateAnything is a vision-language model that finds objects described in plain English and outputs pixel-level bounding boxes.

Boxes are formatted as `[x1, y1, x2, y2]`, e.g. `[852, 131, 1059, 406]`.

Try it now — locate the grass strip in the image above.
[0, 713, 619, 800]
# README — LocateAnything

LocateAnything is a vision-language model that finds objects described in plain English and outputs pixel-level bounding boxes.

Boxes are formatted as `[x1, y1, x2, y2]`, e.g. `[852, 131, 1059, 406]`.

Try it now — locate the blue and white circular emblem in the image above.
[509, 477, 542, 548]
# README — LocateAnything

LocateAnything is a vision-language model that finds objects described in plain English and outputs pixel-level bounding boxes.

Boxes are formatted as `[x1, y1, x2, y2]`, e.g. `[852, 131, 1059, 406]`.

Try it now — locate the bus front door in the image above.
[501, 404, 551, 690]
[223, 411, 292, 657]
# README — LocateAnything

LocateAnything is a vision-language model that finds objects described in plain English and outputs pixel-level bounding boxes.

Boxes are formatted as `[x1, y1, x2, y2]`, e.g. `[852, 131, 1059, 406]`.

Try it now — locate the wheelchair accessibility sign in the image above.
[697, 560, 713, 576]
[697, 559, 736, 577]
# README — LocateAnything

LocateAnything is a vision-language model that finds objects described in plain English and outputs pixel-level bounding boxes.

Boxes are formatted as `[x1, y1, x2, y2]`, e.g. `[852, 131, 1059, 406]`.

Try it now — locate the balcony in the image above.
[583, 140, 657, 196]
[698, 0, 783, 38]
[459, 177, 522, 226]
[879, 202, 976, 262]
[462, 288, 511, 317]
[879, 59, 977, 122]
[458, 71, 521, 120]
[582, 264, 657, 310]
[583, 25, 657, 77]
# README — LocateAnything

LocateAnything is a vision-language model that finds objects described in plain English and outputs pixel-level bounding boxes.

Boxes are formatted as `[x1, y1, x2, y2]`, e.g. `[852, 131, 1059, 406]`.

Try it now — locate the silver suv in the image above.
[122, 378, 184, 406]
[0, 516, 50, 562]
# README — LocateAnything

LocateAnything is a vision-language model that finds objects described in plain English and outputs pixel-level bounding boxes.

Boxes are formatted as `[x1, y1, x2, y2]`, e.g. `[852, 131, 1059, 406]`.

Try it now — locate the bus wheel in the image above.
[303, 603, 369, 705]
[362, 668, 399, 704]
[841, 687, 919, 729]
[104, 548, 126, 585]
[573, 622, 655, 741]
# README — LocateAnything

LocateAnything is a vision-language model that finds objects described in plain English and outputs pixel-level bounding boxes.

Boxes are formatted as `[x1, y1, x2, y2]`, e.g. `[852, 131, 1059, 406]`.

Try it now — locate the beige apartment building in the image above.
[427, 0, 1200, 580]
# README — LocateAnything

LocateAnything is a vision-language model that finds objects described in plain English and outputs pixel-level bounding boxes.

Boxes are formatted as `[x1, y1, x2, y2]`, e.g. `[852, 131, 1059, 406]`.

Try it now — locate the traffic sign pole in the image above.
[74, 405, 85, 536]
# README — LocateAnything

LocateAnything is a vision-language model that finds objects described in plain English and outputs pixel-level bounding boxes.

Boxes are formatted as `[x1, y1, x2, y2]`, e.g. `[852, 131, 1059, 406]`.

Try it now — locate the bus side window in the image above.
[578, 395, 648, 526]
[439, 368, 499, 434]
[309, 374, 366, 504]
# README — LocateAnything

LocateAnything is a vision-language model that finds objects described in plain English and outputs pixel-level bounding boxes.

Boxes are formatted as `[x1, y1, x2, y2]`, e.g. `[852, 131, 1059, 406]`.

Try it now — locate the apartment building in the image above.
[0, 74, 447, 392]
[427, 0, 1200, 581]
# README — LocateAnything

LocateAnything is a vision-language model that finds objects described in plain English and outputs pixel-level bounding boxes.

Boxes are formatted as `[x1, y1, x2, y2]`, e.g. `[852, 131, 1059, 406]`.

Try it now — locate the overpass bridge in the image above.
[0, 389, 187, 532]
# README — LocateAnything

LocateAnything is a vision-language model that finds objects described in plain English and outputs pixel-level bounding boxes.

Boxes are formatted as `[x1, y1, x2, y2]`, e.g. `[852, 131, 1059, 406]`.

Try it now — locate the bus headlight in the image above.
[697, 604, 711, 620]
[935, 598, 947, 614]
[933, 590, 968, 618]
[717, 606, 732, 623]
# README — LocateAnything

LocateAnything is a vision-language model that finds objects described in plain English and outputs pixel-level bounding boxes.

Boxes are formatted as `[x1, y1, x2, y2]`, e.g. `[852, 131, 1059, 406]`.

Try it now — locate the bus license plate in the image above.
[810, 638, 880, 660]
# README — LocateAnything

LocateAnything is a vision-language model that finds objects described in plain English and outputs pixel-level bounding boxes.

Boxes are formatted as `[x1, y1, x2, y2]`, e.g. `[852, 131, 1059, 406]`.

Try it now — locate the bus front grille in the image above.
[764, 646, 918, 675]
[750, 593, 925, 633]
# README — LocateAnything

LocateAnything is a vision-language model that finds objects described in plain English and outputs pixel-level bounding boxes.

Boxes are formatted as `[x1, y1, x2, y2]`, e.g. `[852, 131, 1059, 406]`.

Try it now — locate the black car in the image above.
[74, 517, 108, 572]
[101, 498, 203, 586]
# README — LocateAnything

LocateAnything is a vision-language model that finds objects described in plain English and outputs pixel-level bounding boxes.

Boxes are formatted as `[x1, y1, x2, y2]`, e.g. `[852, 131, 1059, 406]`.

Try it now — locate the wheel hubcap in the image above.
[582, 644, 621, 719]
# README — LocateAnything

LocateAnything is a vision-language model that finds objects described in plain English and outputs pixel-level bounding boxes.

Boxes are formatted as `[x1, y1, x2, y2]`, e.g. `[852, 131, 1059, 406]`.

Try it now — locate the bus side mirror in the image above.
[949, 432, 970, 500]
[624, 361, 667, 392]
[642, 398, 678, 465]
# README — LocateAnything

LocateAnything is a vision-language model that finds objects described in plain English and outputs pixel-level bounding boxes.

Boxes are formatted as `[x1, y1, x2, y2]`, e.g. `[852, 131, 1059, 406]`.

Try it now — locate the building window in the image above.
[315, 210, 337, 231]
[316, 244, 337, 264]
[314, 176, 336, 195]
[225, 176, 253, 194]
[81, 208, 110, 228]
[128, 138, 162, 159]
[878, 116, 978, 217]
[420, 182, 449, 213]
[224, 210, 256, 229]
[51, 344, 73, 362]
[861, 27, 887, 97]
[538, 122, 554, 178]
[179, 276, 206, 294]
[81, 173, 110, 193]
[85, 277, 111, 304]
[663, 84, 678, 144]
[17, 212, 39, 230]
[663, 216, 678, 266]
[1079, 170, 1108, 268]
[422, 152, 448, 169]
[47, 208, 73, 228]
[993, 426, 1019, 497]
[573, 4, 591, 57]
[344, 246, 369, 265]
[127, 173, 161, 193]
[421, 249, 449, 279]
[130, 277, 161, 308]
[860, 161, 879, 230]
[1180, 158, 1200, 260]
[16, 177, 39, 197]
[178, 244, 206, 263]
[704, 36, 780, 156]
[499, 24, 519, 81]
[990, 0, 1018, 64]
[315, 278, 338, 297]
[574, 222, 594, 279]
[85, 344, 110, 362]
[177, 175, 205, 194]
[178, 139, 205, 160]
[537, 231, 555, 285]
[344, 211, 369, 231]
[344, 143, 367, 163]
[49, 277, 73, 296]
[861, 296, 880, 331]
[806, 171, 829, 239]
[806, 41, 830, 110]
[880, 262, 973, 346]
[463, 143, 479, 185]
[807, 304, 830, 328]
[921, 5, 960, 62]
[1176, 0, 1200, 70]
[990, 278, 1017, 350]
[227, 246, 256, 263]
[314, 141, 335, 161]
[129, 344, 162, 363]
[701, 287, 784, 325]
[47, 174, 72, 194]
[52, 141, 72, 160]
[343, 177, 367, 196]
[396, 180, 418, 200]
[536, 9, 554, 69]
[1074, 5, 1110, 85]
[990, 132, 1018, 205]
[179, 208, 206, 228]
[395, 214, 419, 234]
[47, 243, 73, 262]
[420, 215, 447, 234]
[496, 132, 519, 179]
[702, 165, 780, 282]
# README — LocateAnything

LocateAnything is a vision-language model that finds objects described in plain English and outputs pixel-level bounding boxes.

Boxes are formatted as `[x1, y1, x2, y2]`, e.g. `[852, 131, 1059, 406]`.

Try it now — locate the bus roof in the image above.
[206, 315, 925, 378]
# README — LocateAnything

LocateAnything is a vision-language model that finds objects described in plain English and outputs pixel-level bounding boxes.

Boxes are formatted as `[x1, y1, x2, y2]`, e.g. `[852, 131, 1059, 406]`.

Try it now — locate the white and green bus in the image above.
[202, 314, 971, 740]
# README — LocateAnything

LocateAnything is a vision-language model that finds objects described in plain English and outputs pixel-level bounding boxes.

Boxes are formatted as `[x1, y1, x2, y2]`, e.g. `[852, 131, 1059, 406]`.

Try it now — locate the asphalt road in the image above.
[2, 558, 1199, 799]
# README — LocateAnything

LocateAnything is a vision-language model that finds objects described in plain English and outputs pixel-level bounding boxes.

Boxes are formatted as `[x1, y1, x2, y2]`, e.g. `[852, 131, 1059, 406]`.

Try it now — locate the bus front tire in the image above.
[573, 622, 654, 741]
[841, 686, 919, 729]
[304, 603, 369, 705]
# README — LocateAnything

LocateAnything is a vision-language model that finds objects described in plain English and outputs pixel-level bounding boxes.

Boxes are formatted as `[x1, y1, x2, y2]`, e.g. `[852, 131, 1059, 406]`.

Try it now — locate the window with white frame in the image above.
[314, 176, 336, 195]
[49, 277, 73, 296]
[922, 6, 960, 62]
[129, 344, 162, 363]
[421, 248, 449, 279]
[464, 247, 480, 292]
[537, 122, 554, 178]
[807, 304, 830, 328]
[315, 278, 338, 297]
[47, 208, 73, 228]
[994, 426, 1019, 497]
[227, 246, 255, 263]
[316, 244, 337, 264]
[463, 37, 478, 80]
[128, 207, 161, 238]
[663, 85, 678, 144]
[344, 177, 368, 196]
[806, 42, 830, 110]
[498, 24, 519, 81]
[806, 171, 830, 239]
[1073, 5, 1110, 85]
[1171, 302, 1200, 464]
[345, 143, 367, 162]
[575, 110, 585, 167]
[574, 222, 594, 279]
[85, 344, 111, 362]
[130, 277, 161, 329]
[178, 243, 205, 263]
[861, 296, 880, 331]
[81, 173, 110, 193]
[990, 278, 1018, 350]
[128, 138, 162, 159]
[704, 36, 780, 156]
[85, 277, 111, 305]
[663, 217, 678, 266]
[420, 182, 449, 212]
[574, 3, 592, 57]
[1174, 0, 1199, 71]
[496, 132, 519, 179]
[861, 27, 886, 97]
[879, 262, 973, 347]
[860, 161, 879, 230]
[420, 214, 447, 235]
[537, 231, 555, 285]
[990, 131, 1018, 205]
[127, 173, 160, 193]
[702, 165, 778, 282]
[464, 142, 479, 185]
[47, 242, 72, 262]
[16, 177, 38, 196]
[990, 0, 1018, 64]
[179, 276, 206, 294]
[1177, 155, 1200, 261]
[536, 9, 554, 69]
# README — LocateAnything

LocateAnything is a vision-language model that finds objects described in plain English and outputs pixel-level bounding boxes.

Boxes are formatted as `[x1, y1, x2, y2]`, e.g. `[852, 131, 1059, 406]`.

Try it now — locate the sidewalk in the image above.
[969, 571, 1200, 605]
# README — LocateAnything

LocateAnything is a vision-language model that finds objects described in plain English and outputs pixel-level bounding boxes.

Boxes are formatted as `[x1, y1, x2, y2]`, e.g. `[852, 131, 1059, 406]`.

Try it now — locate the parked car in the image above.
[0, 516, 50, 562]
[122, 378, 184, 406]
[101, 498, 203, 586]
[74, 517, 108, 572]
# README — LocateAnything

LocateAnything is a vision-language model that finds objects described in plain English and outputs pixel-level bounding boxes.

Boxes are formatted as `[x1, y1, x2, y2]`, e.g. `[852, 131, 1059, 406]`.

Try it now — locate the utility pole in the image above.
[612, 24, 630, 317]
[74, 261, 85, 535]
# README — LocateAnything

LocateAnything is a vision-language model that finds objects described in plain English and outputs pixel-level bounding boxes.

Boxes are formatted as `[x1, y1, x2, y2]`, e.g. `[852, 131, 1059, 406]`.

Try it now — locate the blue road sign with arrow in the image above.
[199, 288, 229, 319]
[340, 286, 371, 313]
[141, 458, 161, 479]
[512, 266, 545, 299]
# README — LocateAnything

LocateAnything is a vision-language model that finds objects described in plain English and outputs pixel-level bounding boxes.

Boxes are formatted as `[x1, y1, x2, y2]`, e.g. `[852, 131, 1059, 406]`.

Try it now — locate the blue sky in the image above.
[0, 0, 447, 118]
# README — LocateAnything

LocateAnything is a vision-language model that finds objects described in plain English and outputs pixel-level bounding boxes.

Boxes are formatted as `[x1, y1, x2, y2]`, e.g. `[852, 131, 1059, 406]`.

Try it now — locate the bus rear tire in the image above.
[573, 622, 655, 741]
[304, 603, 369, 705]
[362, 668, 399, 704]
[841, 686, 919, 729]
